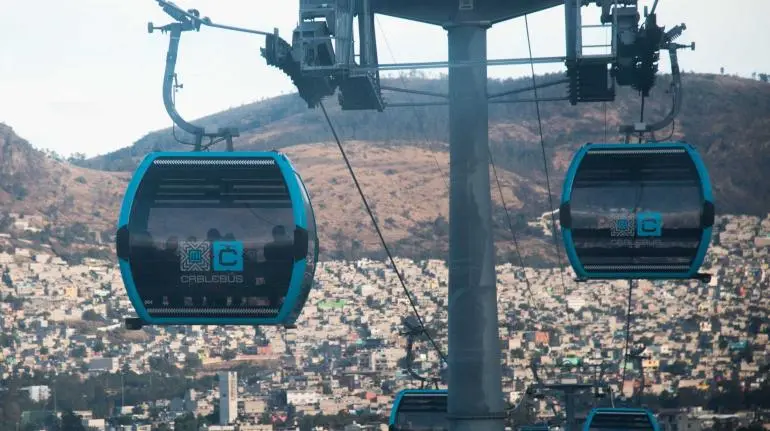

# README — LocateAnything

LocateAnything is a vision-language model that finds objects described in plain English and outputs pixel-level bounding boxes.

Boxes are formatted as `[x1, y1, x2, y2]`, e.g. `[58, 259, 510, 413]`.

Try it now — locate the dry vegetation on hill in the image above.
[2, 73, 769, 263]
[0, 124, 129, 232]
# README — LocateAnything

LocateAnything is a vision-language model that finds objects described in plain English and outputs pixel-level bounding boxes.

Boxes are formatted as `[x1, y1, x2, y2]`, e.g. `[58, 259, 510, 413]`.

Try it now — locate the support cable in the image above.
[376, 16, 448, 191]
[604, 101, 608, 144]
[319, 100, 447, 364]
[378, 19, 538, 311]
[524, 14, 571, 321]
[619, 280, 635, 388]
[620, 92, 648, 392]
[490, 158, 536, 307]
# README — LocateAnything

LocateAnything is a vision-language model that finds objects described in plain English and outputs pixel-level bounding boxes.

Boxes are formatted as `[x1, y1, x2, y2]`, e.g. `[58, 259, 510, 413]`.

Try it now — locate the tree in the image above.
[174, 413, 198, 431]
[92, 340, 105, 353]
[113, 416, 133, 426]
[759, 73, 769, 83]
[287, 403, 297, 423]
[184, 355, 202, 370]
[71, 346, 87, 358]
[258, 412, 272, 424]
[67, 153, 87, 163]
[60, 410, 86, 431]
[221, 349, 237, 361]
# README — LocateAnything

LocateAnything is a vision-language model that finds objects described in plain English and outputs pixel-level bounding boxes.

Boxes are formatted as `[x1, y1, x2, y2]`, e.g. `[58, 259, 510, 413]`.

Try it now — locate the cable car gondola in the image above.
[583, 408, 660, 431]
[116, 151, 319, 327]
[559, 142, 714, 280]
[389, 389, 448, 431]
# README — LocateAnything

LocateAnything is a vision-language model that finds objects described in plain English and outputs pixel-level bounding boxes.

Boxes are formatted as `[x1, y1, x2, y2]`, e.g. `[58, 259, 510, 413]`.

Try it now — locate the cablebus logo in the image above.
[608, 211, 663, 247]
[213, 241, 244, 271]
[179, 241, 211, 271]
[636, 212, 662, 237]
[179, 240, 244, 284]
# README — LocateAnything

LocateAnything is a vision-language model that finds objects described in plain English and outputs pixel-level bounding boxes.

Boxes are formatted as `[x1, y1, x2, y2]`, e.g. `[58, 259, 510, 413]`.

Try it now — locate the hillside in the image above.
[0, 124, 130, 258]
[0, 124, 550, 264]
[82, 73, 770, 216]
[3, 73, 770, 263]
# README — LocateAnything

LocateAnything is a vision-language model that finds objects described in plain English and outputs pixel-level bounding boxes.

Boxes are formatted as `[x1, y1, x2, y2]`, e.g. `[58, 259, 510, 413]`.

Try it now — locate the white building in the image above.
[23, 385, 51, 402]
[286, 391, 321, 406]
[219, 371, 238, 425]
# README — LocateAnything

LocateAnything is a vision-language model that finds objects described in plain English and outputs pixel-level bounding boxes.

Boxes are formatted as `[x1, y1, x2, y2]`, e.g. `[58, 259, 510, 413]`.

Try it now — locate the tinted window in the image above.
[588, 412, 655, 430]
[395, 394, 448, 431]
[569, 149, 705, 270]
[395, 411, 449, 431]
[127, 158, 296, 319]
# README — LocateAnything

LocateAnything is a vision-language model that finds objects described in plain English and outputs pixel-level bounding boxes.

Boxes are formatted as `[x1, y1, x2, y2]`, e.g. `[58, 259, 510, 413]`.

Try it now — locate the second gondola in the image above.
[560, 142, 714, 280]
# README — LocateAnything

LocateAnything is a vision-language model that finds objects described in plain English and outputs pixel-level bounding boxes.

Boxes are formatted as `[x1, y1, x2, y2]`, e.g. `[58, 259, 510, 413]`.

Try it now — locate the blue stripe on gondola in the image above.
[561, 144, 589, 277]
[561, 142, 713, 280]
[686, 144, 714, 279]
[118, 153, 159, 325]
[389, 389, 448, 426]
[285, 170, 319, 323]
[274, 153, 307, 324]
[117, 151, 310, 326]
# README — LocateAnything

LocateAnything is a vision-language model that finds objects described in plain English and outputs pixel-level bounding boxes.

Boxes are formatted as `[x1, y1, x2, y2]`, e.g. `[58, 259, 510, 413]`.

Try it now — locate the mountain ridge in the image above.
[2, 72, 769, 263]
[79, 73, 770, 216]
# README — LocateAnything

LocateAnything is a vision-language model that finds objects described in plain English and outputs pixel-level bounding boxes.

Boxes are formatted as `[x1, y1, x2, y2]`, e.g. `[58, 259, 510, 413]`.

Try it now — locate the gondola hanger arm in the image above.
[153, 0, 273, 36]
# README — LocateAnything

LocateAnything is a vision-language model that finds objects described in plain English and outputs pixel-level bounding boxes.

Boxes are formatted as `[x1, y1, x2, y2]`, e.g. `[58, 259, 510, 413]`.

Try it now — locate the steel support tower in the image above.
[273, 1, 678, 430]
[372, 0, 563, 431]
[366, 2, 559, 430]
[445, 22, 502, 431]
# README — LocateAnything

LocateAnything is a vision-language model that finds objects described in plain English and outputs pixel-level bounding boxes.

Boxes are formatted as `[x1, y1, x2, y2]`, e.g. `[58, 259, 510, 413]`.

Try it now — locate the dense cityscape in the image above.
[0, 212, 768, 430]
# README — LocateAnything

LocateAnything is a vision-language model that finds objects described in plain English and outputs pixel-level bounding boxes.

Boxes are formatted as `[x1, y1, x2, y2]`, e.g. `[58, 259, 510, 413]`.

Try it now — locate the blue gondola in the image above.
[559, 142, 714, 280]
[389, 389, 448, 431]
[583, 408, 660, 431]
[116, 152, 319, 327]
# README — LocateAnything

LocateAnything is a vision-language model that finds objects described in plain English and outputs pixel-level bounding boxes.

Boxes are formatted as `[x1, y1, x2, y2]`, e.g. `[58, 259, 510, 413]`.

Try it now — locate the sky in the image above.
[0, 0, 768, 158]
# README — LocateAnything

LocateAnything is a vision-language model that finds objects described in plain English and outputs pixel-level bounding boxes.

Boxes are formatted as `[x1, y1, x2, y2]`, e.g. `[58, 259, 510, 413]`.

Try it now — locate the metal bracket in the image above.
[619, 23, 694, 141]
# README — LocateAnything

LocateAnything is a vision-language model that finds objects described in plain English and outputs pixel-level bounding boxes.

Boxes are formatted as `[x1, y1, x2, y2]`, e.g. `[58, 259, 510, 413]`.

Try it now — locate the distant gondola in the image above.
[583, 407, 660, 431]
[116, 151, 319, 327]
[560, 142, 714, 280]
[389, 389, 448, 431]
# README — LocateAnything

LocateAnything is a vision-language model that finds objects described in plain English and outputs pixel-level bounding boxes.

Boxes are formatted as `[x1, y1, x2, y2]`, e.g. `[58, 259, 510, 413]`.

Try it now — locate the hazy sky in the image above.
[0, 0, 767, 158]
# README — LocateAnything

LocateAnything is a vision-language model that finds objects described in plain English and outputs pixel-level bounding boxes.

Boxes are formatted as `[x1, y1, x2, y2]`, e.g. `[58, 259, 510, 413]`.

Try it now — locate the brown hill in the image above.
[0, 124, 129, 236]
[281, 141, 552, 263]
[0, 125, 550, 263]
[83, 73, 770, 216]
[4, 73, 770, 264]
